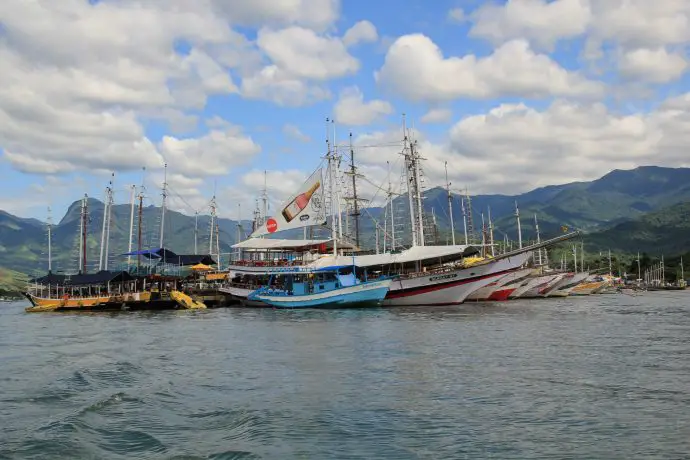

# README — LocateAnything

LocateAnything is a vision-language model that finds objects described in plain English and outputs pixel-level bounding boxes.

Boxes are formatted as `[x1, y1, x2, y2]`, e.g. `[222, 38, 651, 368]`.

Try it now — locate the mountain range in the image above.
[1, 166, 689, 276]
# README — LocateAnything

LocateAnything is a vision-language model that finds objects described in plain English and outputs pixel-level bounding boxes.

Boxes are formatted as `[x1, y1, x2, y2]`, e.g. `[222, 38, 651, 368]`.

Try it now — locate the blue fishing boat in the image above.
[247, 266, 392, 308]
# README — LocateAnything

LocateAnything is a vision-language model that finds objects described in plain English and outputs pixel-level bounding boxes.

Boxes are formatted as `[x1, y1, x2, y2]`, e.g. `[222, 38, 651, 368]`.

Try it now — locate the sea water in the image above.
[1, 292, 689, 459]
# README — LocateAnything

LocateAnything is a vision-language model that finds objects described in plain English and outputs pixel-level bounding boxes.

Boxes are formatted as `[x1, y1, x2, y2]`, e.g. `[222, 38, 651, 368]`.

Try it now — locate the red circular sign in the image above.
[266, 218, 278, 233]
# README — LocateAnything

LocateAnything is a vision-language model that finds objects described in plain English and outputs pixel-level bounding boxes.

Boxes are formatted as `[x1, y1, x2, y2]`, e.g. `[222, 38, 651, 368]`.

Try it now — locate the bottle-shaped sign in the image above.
[282, 181, 320, 222]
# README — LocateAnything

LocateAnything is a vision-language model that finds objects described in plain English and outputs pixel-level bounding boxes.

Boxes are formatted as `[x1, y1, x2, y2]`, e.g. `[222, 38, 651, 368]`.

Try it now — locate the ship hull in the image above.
[23, 291, 179, 312]
[251, 280, 391, 309]
[383, 252, 532, 306]
[219, 285, 269, 307]
[466, 268, 533, 301]
[487, 287, 516, 301]
[510, 274, 561, 299]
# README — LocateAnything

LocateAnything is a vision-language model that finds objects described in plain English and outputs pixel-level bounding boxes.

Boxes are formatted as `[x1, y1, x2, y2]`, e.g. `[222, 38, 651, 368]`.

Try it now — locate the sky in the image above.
[1, 0, 690, 221]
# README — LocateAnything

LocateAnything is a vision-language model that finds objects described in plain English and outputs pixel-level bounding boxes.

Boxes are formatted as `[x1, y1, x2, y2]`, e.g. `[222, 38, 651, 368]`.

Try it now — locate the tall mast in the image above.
[79, 194, 88, 274]
[332, 120, 343, 240]
[326, 117, 337, 255]
[480, 212, 486, 257]
[216, 219, 221, 270]
[445, 161, 455, 245]
[348, 133, 361, 248]
[681, 256, 684, 281]
[127, 184, 136, 268]
[515, 201, 523, 249]
[412, 139, 425, 246]
[104, 173, 114, 270]
[389, 161, 395, 252]
[461, 197, 468, 245]
[465, 188, 475, 244]
[608, 249, 612, 277]
[159, 163, 168, 249]
[637, 251, 641, 283]
[580, 241, 585, 272]
[194, 211, 199, 254]
[209, 195, 217, 256]
[237, 203, 243, 261]
[402, 115, 417, 247]
[262, 170, 268, 224]
[534, 214, 542, 266]
[488, 207, 495, 257]
[99, 181, 108, 271]
[573, 244, 578, 273]
[47, 207, 52, 273]
[137, 169, 145, 272]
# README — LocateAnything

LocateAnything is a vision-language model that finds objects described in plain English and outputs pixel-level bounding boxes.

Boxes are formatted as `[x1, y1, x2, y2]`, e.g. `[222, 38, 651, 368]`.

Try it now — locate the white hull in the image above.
[466, 268, 533, 301]
[510, 274, 558, 299]
[252, 279, 392, 308]
[383, 252, 532, 306]
[520, 274, 564, 298]
[219, 285, 268, 307]
[546, 272, 589, 297]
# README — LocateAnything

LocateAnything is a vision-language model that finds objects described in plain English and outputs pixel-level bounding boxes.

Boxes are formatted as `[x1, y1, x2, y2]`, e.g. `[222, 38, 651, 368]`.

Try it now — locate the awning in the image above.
[32, 270, 134, 286]
[231, 238, 356, 251]
[308, 245, 480, 268]
[191, 263, 212, 271]
[121, 248, 216, 266]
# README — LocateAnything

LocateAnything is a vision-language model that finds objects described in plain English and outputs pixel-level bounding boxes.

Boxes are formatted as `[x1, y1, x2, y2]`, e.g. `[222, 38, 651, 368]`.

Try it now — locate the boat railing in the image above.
[231, 259, 308, 268]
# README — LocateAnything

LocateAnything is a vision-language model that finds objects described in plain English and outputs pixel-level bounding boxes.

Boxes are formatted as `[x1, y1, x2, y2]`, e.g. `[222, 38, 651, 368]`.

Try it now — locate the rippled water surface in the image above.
[2, 292, 690, 459]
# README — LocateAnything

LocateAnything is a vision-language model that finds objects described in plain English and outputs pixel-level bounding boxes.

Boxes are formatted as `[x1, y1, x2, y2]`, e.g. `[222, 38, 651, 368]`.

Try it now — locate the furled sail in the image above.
[250, 168, 326, 238]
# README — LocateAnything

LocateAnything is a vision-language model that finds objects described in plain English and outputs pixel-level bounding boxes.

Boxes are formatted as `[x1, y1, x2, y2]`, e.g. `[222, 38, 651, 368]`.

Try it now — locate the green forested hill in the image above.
[585, 202, 690, 255]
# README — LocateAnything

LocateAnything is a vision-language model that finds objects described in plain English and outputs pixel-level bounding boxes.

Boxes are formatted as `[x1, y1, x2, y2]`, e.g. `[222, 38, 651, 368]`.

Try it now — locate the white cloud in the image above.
[209, 0, 340, 32]
[0, 0, 255, 177]
[241, 66, 332, 106]
[342, 20, 378, 47]
[283, 124, 312, 143]
[223, 168, 312, 216]
[585, 2, 690, 82]
[347, 96, 690, 197]
[158, 127, 261, 178]
[376, 35, 603, 103]
[661, 93, 690, 111]
[0, 0, 346, 178]
[242, 25, 364, 105]
[447, 8, 466, 23]
[445, 99, 690, 193]
[421, 108, 452, 124]
[333, 86, 393, 126]
[469, 0, 591, 49]
[588, 1, 690, 50]
[257, 27, 360, 80]
[467, 0, 690, 85]
[618, 47, 688, 83]
[181, 48, 238, 94]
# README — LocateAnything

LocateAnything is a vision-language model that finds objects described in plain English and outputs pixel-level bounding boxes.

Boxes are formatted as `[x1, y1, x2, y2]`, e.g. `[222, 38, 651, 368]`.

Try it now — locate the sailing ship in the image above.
[223, 118, 578, 307]
[25, 173, 209, 312]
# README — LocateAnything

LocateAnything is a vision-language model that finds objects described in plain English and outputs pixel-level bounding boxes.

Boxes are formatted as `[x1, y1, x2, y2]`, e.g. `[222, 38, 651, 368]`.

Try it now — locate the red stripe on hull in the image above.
[487, 287, 515, 301]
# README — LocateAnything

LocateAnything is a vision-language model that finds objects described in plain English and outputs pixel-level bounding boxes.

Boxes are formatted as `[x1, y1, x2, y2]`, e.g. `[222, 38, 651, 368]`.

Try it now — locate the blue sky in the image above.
[1, 0, 689, 220]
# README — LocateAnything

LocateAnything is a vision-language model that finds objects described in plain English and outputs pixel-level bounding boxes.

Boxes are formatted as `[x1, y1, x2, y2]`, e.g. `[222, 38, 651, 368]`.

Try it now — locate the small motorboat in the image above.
[247, 265, 392, 309]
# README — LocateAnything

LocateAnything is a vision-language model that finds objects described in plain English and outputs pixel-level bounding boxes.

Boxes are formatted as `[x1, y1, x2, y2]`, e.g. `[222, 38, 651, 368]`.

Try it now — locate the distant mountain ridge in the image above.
[2, 166, 690, 274]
